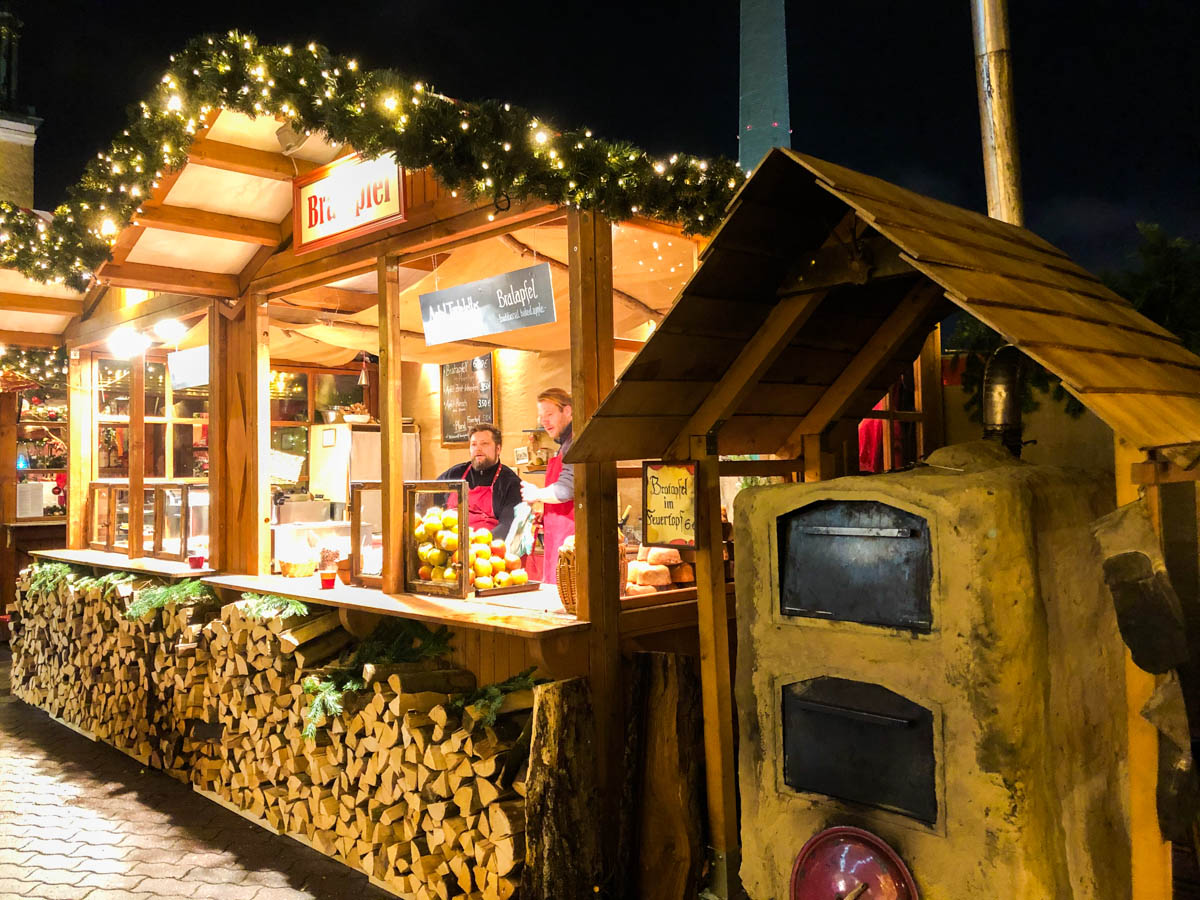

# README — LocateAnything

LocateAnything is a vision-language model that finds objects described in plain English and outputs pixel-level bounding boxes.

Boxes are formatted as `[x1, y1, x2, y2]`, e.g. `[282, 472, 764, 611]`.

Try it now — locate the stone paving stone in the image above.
[0, 646, 394, 900]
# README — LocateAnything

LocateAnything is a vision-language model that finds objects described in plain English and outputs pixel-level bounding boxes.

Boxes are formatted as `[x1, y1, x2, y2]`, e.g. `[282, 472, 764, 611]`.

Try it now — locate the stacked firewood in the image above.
[191, 599, 532, 898]
[9, 571, 537, 900]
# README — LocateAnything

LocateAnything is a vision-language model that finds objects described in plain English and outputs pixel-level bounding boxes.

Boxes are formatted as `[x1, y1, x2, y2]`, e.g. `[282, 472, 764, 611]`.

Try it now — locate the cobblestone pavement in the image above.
[0, 644, 393, 900]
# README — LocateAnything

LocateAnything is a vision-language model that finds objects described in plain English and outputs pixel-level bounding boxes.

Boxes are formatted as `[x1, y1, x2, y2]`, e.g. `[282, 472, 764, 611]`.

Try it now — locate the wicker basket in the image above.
[557, 546, 578, 615]
[556, 541, 629, 612]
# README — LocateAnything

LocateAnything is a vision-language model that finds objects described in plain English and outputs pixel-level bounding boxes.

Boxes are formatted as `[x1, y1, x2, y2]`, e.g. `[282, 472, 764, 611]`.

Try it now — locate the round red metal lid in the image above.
[790, 826, 919, 900]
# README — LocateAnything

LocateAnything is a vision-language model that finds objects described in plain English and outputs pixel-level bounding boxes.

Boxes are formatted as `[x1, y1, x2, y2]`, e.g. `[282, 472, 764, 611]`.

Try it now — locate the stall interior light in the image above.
[107, 327, 152, 360]
[152, 318, 188, 343]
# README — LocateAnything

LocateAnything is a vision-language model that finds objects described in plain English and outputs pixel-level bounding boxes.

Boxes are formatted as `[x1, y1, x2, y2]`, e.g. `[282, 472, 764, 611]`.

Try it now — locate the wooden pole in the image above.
[213, 296, 271, 574]
[377, 256, 405, 594]
[566, 208, 621, 870]
[67, 350, 92, 549]
[691, 437, 739, 897]
[971, 0, 1025, 225]
[1115, 436, 1172, 900]
[127, 352, 145, 558]
[0, 392, 16, 594]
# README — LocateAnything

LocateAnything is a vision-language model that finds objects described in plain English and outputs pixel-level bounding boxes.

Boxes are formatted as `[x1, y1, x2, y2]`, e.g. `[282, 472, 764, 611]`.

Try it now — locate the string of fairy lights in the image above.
[0, 346, 68, 392]
[0, 30, 746, 291]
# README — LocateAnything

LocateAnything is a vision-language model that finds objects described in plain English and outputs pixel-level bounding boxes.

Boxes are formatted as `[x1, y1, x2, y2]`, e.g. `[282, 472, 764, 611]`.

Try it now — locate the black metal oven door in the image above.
[777, 500, 932, 632]
[782, 677, 937, 824]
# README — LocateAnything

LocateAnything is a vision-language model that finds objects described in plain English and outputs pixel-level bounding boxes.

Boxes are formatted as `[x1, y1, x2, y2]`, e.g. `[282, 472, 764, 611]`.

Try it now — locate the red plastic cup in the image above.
[319, 571, 336, 590]
[188, 555, 205, 569]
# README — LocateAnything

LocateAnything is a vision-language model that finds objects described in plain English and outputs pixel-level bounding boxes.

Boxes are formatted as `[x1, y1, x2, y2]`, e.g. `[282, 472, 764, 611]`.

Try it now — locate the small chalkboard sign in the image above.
[440, 353, 495, 444]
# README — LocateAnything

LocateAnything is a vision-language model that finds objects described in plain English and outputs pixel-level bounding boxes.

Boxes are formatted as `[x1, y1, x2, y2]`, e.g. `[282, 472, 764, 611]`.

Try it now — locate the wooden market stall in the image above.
[0, 267, 81, 636]
[570, 147, 1200, 899]
[13, 76, 718, 895]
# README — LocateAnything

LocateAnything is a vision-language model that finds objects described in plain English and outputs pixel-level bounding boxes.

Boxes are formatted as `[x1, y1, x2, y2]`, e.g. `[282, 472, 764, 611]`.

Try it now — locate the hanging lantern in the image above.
[357, 351, 369, 387]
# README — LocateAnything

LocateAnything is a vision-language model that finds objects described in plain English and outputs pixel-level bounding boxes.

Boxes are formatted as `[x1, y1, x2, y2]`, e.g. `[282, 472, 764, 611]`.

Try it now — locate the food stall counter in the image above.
[201, 573, 588, 640]
[30, 547, 216, 580]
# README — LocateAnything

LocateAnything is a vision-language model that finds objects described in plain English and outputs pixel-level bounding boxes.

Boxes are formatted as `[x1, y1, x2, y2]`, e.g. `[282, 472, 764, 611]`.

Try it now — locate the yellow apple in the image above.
[493, 570, 512, 588]
[431, 566, 446, 582]
[474, 574, 494, 591]
[413, 522, 427, 541]
[473, 528, 492, 545]
[504, 554, 522, 572]
[473, 557, 492, 578]
[490, 557, 507, 576]
[417, 542, 434, 563]
[441, 510, 459, 531]
[441, 531, 459, 553]
[443, 565, 460, 582]
[428, 548, 448, 568]
[489, 539, 507, 557]
[510, 568, 529, 585]
[425, 506, 444, 520]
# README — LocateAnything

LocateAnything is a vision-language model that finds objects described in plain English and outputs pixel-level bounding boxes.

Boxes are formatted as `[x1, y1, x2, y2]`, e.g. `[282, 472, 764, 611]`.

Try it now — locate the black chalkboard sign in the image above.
[440, 353, 495, 444]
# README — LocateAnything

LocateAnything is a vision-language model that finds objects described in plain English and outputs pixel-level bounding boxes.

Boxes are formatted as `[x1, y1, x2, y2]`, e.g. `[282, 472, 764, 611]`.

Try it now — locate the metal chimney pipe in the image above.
[982, 344, 1025, 457]
[971, 0, 1025, 226]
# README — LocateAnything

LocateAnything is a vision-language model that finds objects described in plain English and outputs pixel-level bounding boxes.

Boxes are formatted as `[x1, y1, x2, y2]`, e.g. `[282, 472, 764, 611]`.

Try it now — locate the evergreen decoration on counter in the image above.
[450, 665, 545, 728]
[124, 578, 215, 620]
[300, 617, 453, 739]
[75, 570, 135, 601]
[0, 30, 743, 290]
[240, 592, 309, 619]
[27, 562, 81, 597]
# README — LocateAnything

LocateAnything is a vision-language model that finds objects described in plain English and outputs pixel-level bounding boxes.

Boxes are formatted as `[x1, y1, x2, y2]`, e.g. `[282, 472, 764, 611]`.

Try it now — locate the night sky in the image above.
[9, 0, 1198, 271]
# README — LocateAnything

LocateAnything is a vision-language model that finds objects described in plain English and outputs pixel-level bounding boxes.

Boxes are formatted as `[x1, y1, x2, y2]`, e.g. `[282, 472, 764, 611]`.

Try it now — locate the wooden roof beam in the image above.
[133, 205, 283, 246]
[0, 330, 61, 348]
[778, 280, 944, 457]
[777, 229, 912, 297]
[187, 138, 317, 182]
[0, 291, 83, 316]
[664, 289, 829, 460]
[99, 262, 239, 298]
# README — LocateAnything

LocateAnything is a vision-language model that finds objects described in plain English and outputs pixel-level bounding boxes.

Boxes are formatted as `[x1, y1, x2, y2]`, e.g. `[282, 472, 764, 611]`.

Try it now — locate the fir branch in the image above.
[299, 618, 453, 739]
[239, 592, 309, 619]
[124, 579, 215, 620]
[75, 570, 135, 601]
[0, 31, 741, 290]
[450, 666, 545, 728]
[27, 562, 82, 597]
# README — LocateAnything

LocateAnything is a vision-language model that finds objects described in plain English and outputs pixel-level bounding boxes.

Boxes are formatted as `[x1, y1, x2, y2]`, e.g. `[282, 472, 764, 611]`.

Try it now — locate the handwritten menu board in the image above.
[440, 353, 495, 444]
[642, 461, 697, 547]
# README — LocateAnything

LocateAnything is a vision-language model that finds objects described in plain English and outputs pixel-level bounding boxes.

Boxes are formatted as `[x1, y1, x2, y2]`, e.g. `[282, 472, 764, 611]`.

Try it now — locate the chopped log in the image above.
[521, 678, 600, 900]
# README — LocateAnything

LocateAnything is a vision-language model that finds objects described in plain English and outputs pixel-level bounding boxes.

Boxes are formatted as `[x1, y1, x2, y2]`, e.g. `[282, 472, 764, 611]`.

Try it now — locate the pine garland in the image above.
[124, 578, 215, 620]
[0, 30, 743, 291]
[239, 592, 309, 619]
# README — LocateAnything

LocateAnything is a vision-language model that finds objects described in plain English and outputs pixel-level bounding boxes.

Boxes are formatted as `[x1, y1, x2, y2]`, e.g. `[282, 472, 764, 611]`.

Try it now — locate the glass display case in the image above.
[351, 482, 383, 587]
[404, 480, 469, 599]
[87, 483, 111, 550]
[151, 483, 210, 562]
[15, 420, 68, 520]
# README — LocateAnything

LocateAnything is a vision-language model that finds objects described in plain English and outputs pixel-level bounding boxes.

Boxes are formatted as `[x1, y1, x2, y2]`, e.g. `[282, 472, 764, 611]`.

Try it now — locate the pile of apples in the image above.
[413, 506, 528, 592]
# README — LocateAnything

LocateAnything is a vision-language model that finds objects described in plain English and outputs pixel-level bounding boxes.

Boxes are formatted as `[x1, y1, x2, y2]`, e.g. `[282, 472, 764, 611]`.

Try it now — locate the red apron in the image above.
[540, 451, 575, 586]
[465, 464, 502, 532]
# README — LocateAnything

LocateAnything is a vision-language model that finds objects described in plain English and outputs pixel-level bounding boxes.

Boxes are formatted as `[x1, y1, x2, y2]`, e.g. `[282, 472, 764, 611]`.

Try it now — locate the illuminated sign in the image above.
[292, 153, 406, 254]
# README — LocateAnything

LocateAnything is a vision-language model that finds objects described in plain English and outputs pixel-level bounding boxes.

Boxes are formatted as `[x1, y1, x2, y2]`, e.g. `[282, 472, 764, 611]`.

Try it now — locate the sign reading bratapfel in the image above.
[419, 262, 556, 346]
[642, 461, 697, 548]
[293, 153, 406, 254]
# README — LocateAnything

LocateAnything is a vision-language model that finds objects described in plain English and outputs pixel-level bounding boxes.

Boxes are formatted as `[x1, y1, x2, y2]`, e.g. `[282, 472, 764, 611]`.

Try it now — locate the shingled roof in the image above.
[569, 148, 1200, 467]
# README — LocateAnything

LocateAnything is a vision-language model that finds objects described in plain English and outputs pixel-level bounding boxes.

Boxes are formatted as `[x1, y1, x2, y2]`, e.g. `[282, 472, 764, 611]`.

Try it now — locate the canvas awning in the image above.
[570, 148, 1200, 467]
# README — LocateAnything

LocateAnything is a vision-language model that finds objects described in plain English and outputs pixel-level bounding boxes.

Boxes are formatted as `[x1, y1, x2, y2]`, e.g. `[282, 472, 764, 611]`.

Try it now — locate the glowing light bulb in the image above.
[534, 131, 548, 145]
[152, 319, 188, 343]
[167, 95, 183, 112]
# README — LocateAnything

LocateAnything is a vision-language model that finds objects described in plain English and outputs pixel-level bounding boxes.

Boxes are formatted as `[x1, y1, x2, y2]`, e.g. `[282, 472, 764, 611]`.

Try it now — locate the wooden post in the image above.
[914, 325, 945, 458]
[377, 256, 405, 594]
[1115, 436, 1172, 900]
[127, 352, 145, 558]
[566, 208, 621, 868]
[0, 392, 16, 593]
[207, 300, 224, 570]
[691, 437, 739, 897]
[802, 433, 836, 482]
[67, 350, 93, 549]
[213, 296, 271, 574]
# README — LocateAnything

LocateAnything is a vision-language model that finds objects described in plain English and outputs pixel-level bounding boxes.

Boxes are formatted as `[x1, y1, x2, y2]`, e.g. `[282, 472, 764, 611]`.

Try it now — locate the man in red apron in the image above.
[520, 388, 575, 585]
[438, 424, 522, 539]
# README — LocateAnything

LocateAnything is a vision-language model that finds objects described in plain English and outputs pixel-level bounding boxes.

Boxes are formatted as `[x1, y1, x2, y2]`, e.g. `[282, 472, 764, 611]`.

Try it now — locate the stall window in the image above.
[271, 371, 309, 422]
[272, 426, 309, 483]
[316, 372, 363, 419]
[269, 365, 365, 482]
